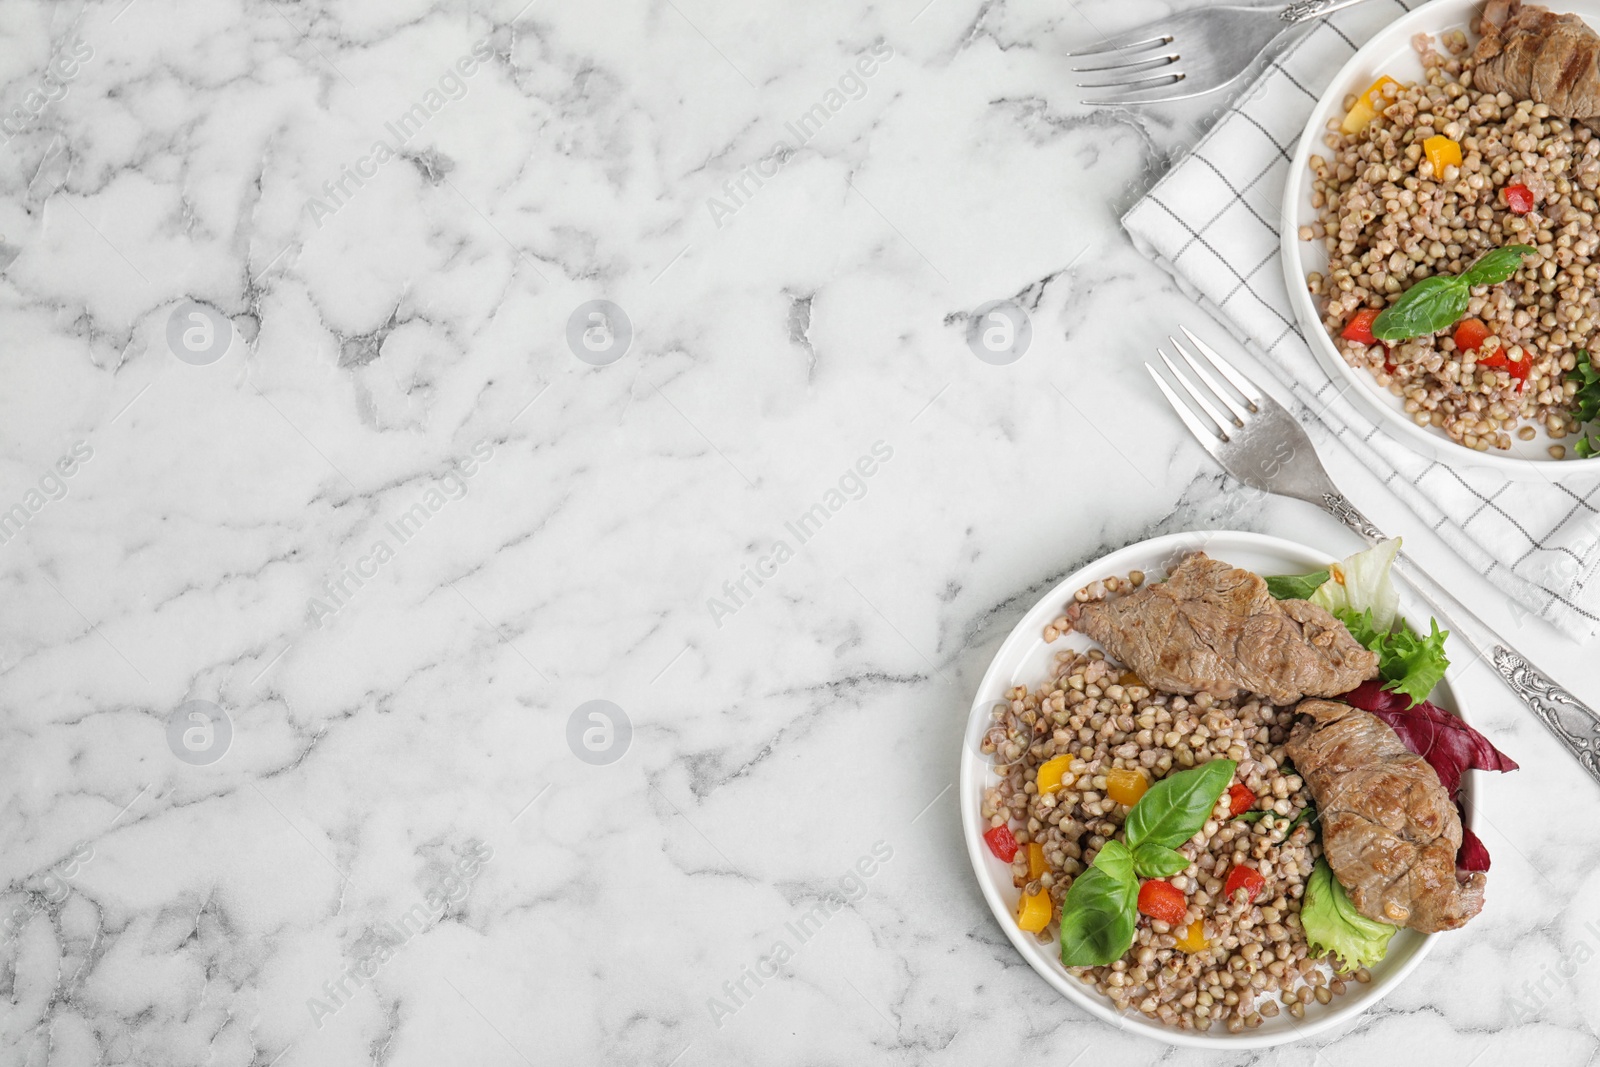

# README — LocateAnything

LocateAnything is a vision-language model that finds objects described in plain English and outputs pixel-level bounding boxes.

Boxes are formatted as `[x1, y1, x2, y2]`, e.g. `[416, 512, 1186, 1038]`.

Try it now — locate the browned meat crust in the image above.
[1074, 554, 1379, 705]
[1287, 699, 1486, 932]
[1474, 0, 1600, 118]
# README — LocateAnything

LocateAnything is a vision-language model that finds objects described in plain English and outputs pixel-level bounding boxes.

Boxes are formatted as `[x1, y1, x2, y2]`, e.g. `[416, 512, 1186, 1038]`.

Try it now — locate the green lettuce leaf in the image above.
[1310, 539, 1401, 632]
[1574, 357, 1600, 424]
[1301, 859, 1397, 970]
[1379, 617, 1451, 705]
[1333, 608, 1450, 707]
[1334, 606, 1381, 649]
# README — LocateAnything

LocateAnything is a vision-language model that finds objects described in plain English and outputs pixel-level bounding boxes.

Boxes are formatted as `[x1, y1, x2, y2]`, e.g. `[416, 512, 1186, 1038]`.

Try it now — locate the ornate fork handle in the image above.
[1322, 493, 1600, 787]
[1492, 647, 1600, 779]
[1321, 492, 1385, 542]
[1280, 0, 1378, 24]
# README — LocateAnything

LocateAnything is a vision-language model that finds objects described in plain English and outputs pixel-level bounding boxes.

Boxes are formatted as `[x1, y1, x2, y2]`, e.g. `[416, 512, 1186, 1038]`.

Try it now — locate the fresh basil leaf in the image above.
[1233, 810, 1270, 823]
[1124, 759, 1237, 851]
[1370, 275, 1468, 342]
[1058, 866, 1137, 967]
[1290, 804, 1317, 831]
[1093, 839, 1134, 881]
[1058, 841, 1138, 967]
[1370, 243, 1539, 342]
[1264, 570, 1330, 601]
[1130, 842, 1189, 878]
[1458, 244, 1536, 287]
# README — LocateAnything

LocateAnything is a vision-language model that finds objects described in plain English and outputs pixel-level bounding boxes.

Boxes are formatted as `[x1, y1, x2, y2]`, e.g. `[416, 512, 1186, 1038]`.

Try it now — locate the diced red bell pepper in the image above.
[1504, 183, 1536, 215]
[1341, 308, 1380, 345]
[1223, 863, 1267, 904]
[983, 824, 1019, 862]
[1508, 353, 1531, 390]
[1453, 317, 1491, 353]
[1227, 783, 1255, 817]
[1137, 879, 1189, 926]
[1471, 342, 1530, 391]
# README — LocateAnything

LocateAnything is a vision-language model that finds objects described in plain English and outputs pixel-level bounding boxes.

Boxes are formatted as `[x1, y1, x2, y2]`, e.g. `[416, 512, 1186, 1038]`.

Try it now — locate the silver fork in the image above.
[1073, 0, 1377, 106]
[1148, 325, 1600, 786]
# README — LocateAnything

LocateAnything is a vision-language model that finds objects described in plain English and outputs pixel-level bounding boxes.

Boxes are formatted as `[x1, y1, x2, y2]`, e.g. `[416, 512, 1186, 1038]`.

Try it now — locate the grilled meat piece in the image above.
[1474, 0, 1600, 119]
[1075, 553, 1379, 704]
[1287, 699, 1486, 933]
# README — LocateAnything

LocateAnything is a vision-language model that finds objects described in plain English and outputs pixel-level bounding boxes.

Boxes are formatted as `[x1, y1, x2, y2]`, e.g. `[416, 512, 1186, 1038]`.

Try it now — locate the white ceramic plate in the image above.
[1280, 0, 1600, 477]
[960, 531, 1477, 1048]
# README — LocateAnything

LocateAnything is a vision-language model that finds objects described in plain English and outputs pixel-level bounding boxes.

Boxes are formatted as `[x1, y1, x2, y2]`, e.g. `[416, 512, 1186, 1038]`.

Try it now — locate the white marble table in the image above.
[2, 0, 1597, 1064]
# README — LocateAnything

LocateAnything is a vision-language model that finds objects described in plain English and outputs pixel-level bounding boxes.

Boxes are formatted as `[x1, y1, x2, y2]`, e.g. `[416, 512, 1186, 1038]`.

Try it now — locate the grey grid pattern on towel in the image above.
[1123, 0, 1600, 639]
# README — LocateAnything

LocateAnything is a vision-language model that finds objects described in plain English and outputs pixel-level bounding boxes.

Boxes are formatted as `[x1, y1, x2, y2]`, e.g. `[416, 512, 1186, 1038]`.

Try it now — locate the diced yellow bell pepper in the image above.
[1424, 135, 1463, 177]
[1105, 767, 1149, 807]
[1364, 75, 1400, 104]
[1026, 841, 1047, 881]
[1016, 889, 1052, 933]
[1036, 754, 1073, 795]
[1340, 98, 1376, 135]
[1175, 919, 1210, 953]
[1340, 75, 1400, 134]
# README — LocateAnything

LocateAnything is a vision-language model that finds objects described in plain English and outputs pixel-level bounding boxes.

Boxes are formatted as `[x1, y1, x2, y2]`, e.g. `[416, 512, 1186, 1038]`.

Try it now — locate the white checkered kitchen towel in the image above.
[1123, 0, 1600, 639]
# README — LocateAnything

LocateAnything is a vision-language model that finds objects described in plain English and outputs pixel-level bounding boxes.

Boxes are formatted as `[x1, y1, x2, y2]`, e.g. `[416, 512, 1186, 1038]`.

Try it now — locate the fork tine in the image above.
[1071, 52, 1179, 74]
[1080, 74, 1197, 106]
[1179, 326, 1264, 409]
[1147, 360, 1229, 447]
[1077, 71, 1184, 91]
[1067, 28, 1174, 58]
[1169, 335, 1247, 426]
[1158, 348, 1236, 440]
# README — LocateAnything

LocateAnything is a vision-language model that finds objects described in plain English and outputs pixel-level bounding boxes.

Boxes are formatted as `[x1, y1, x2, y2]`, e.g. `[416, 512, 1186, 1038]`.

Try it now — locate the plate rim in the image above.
[959, 529, 1473, 1049]
[1277, 0, 1600, 476]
